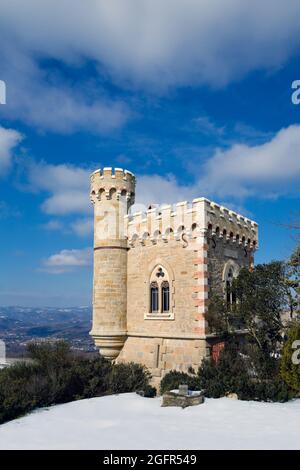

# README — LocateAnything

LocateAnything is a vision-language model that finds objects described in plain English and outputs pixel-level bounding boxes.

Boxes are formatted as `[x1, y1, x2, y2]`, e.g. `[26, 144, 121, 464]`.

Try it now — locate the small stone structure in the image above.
[162, 385, 204, 408]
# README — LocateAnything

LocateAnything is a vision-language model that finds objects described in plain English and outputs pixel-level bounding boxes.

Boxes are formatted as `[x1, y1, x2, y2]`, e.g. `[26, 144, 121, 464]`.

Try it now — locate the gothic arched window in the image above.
[146, 264, 174, 319]
[150, 281, 159, 312]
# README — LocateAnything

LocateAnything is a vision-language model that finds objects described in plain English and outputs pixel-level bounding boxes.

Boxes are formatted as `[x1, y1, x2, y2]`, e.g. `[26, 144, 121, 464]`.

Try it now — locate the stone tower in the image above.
[90, 167, 135, 360]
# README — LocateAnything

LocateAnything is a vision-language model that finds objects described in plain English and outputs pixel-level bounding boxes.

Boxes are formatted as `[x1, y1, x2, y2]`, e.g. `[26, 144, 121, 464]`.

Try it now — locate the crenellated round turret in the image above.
[90, 167, 135, 360]
[90, 167, 135, 210]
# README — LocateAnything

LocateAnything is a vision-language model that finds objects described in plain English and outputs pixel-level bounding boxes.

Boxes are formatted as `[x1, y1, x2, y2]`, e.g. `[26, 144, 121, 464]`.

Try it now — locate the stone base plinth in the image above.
[91, 333, 127, 361]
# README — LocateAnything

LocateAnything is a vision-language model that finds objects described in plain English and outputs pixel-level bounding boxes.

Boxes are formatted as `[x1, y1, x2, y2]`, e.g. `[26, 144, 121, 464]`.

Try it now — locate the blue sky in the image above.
[0, 0, 300, 306]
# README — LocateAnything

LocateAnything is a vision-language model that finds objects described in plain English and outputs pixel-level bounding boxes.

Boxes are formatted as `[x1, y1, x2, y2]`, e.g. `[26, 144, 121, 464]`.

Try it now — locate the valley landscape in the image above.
[0, 306, 95, 357]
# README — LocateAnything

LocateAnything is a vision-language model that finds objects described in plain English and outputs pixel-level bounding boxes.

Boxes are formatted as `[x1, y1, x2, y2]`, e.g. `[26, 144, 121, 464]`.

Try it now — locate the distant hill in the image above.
[0, 306, 95, 356]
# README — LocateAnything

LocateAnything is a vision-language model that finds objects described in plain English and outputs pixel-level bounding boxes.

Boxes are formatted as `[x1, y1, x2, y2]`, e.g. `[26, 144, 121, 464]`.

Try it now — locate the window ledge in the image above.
[144, 312, 174, 320]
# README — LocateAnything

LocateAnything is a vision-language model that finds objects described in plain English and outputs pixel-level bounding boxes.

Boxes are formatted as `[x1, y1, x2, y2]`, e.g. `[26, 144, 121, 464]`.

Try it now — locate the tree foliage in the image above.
[233, 262, 285, 353]
[208, 262, 286, 356]
[204, 260, 297, 400]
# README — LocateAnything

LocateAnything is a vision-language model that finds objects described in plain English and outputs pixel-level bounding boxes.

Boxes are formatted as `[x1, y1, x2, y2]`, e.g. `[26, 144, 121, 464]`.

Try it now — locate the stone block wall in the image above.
[126, 239, 196, 336]
[207, 237, 253, 298]
[117, 336, 209, 389]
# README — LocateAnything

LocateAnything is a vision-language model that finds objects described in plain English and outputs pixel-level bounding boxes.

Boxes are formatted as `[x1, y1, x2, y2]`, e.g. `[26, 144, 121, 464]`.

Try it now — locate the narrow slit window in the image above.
[226, 269, 233, 306]
[150, 282, 159, 312]
[161, 281, 170, 312]
[226, 279, 231, 305]
[225, 268, 237, 307]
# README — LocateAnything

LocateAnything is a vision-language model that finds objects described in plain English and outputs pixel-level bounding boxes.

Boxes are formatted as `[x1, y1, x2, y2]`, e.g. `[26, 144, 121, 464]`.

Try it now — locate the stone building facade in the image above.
[90, 168, 258, 387]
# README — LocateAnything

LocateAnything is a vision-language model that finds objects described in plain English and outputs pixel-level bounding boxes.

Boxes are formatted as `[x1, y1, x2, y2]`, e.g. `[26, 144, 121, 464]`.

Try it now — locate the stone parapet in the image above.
[125, 197, 258, 249]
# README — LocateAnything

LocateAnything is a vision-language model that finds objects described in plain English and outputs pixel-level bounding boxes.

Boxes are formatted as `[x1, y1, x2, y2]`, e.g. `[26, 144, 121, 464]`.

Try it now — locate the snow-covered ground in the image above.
[0, 393, 299, 450]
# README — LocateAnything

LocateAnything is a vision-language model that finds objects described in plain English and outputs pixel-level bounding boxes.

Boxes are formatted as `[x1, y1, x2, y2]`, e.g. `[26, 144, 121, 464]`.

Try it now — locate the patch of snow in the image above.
[170, 389, 203, 397]
[0, 394, 299, 450]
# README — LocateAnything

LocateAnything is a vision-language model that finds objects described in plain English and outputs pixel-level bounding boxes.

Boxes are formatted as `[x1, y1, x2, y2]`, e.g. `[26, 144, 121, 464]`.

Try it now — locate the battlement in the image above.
[90, 167, 135, 205]
[90, 167, 258, 248]
[206, 200, 258, 244]
[125, 197, 258, 249]
[91, 167, 135, 182]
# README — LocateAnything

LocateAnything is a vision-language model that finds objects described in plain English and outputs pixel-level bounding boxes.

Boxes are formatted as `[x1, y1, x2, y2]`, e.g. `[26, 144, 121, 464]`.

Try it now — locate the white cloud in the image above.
[71, 218, 94, 237]
[1, 0, 300, 93]
[41, 191, 90, 216]
[135, 125, 300, 204]
[41, 217, 93, 237]
[3, 74, 129, 134]
[0, 126, 22, 176]
[136, 174, 195, 206]
[22, 85, 128, 134]
[41, 220, 64, 231]
[192, 116, 272, 146]
[21, 124, 300, 237]
[0, 35, 129, 133]
[193, 116, 225, 137]
[19, 160, 94, 237]
[199, 124, 300, 198]
[42, 247, 92, 274]
[26, 161, 92, 216]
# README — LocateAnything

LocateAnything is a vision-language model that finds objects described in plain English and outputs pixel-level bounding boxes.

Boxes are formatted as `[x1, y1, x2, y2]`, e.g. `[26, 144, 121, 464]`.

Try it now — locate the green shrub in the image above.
[280, 322, 300, 393]
[0, 341, 152, 424]
[0, 362, 42, 423]
[160, 370, 199, 395]
[136, 384, 157, 398]
[109, 362, 151, 394]
[198, 344, 251, 399]
[249, 379, 294, 402]
[197, 342, 294, 402]
[143, 385, 157, 398]
[24, 341, 113, 405]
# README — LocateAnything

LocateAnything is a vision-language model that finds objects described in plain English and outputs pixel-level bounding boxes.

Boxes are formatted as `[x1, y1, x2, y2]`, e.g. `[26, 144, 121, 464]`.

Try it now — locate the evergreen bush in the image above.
[160, 370, 199, 395]
[197, 342, 294, 402]
[109, 362, 151, 394]
[159, 339, 296, 402]
[0, 341, 152, 424]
